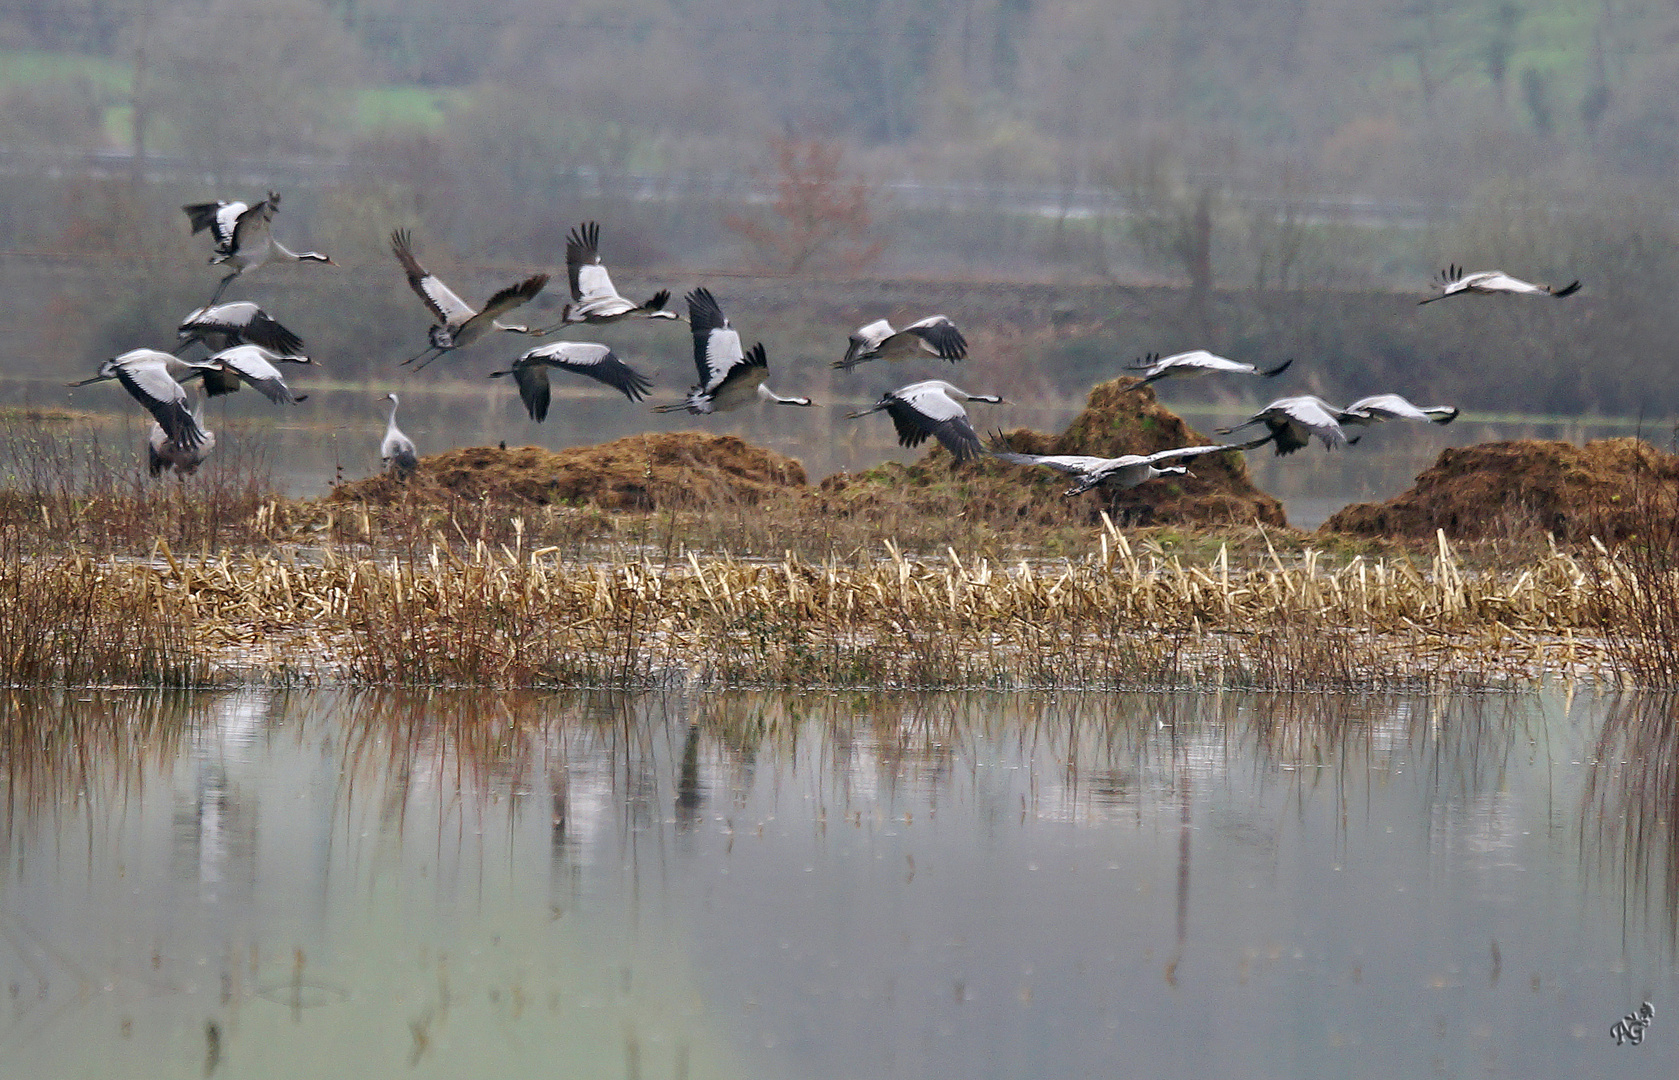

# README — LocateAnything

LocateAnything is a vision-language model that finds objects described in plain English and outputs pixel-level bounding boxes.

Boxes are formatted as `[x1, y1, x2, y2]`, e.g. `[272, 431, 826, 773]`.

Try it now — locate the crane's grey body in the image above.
[1127, 350, 1292, 387]
[148, 402, 215, 477]
[1336, 393, 1458, 427]
[183, 192, 332, 305]
[1420, 265, 1580, 304]
[986, 436, 1244, 495]
[381, 393, 418, 477]
[836, 315, 967, 371]
[1217, 395, 1350, 456]
[845, 379, 1004, 463]
[556, 221, 678, 327]
[391, 229, 549, 369]
[491, 342, 653, 421]
[653, 288, 811, 415]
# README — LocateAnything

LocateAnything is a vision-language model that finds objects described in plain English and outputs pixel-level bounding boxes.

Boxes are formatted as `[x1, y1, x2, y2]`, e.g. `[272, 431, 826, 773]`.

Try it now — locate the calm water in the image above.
[2, 689, 1675, 1078]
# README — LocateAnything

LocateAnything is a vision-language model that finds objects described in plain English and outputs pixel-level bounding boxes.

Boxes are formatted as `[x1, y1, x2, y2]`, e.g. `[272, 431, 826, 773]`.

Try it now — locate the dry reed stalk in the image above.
[0, 552, 212, 685]
[13, 519, 1617, 689]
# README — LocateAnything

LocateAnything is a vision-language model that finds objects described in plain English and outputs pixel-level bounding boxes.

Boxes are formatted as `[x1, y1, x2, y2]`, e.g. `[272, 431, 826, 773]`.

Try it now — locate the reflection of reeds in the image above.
[0, 689, 197, 831]
[1584, 694, 1679, 950]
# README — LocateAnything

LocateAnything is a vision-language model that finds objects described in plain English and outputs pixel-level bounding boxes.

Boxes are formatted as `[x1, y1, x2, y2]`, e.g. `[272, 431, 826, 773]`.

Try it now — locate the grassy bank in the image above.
[5, 411, 1678, 691]
[0, 517, 1632, 690]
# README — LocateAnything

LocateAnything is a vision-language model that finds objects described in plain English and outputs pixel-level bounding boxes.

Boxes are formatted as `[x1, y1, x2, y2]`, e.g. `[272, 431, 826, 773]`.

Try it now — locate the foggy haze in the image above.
[2, 0, 1676, 418]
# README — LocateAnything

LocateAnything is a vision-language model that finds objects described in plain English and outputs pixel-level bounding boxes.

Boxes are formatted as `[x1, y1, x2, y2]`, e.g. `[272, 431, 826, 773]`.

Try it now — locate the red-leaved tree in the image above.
[725, 134, 885, 274]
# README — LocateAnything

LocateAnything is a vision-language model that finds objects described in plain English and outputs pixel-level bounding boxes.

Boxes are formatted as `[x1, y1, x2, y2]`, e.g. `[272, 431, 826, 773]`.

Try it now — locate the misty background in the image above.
[1, 0, 1677, 425]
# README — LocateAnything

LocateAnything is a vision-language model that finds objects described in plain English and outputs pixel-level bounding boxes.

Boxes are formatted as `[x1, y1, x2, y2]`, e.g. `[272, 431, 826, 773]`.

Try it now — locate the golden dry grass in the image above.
[10, 518, 1637, 689]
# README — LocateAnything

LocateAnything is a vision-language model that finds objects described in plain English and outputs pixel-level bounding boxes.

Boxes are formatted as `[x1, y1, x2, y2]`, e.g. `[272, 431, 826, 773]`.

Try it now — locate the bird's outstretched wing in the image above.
[1140, 443, 1244, 466]
[837, 319, 893, 371]
[178, 302, 305, 355]
[539, 343, 652, 402]
[476, 274, 550, 324]
[686, 287, 743, 387]
[902, 315, 968, 361]
[886, 387, 980, 462]
[984, 434, 1108, 475]
[114, 360, 206, 450]
[182, 200, 237, 239]
[565, 221, 620, 305]
[208, 346, 306, 405]
[390, 229, 476, 328]
[228, 196, 278, 254]
[501, 342, 653, 419]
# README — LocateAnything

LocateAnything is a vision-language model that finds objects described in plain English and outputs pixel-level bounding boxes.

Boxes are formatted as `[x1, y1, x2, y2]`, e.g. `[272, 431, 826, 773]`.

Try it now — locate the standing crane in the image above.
[380, 393, 418, 477]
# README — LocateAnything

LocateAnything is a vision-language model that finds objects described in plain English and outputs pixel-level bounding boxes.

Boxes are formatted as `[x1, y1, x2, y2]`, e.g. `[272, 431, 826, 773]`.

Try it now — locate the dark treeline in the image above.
[7, 1, 1679, 197]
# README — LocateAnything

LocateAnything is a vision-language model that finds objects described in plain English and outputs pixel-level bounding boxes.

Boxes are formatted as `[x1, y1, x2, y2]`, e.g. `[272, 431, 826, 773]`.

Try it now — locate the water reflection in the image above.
[1586, 694, 1679, 950]
[1, 688, 1675, 1078]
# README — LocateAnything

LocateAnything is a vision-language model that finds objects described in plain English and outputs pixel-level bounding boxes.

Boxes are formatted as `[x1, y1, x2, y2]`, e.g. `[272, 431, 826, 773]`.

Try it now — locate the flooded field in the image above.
[14, 374, 1652, 530]
[3, 689, 1675, 1078]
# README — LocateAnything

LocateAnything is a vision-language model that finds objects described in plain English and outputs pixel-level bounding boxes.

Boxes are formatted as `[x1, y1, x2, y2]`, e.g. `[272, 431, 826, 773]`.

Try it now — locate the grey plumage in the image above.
[558, 221, 679, 326]
[845, 379, 1005, 463]
[381, 393, 419, 477]
[1216, 396, 1351, 456]
[985, 433, 1246, 495]
[836, 315, 967, 371]
[653, 288, 811, 414]
[491, 342, 654, 421]
[1420, 265, 1580, 304]
[69, 348, 215, 452]
[391, 229, 549, 369]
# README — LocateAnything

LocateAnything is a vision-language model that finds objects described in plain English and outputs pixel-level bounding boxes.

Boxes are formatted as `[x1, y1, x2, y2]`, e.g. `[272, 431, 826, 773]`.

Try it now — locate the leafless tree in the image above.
[725, 134, 885, 275]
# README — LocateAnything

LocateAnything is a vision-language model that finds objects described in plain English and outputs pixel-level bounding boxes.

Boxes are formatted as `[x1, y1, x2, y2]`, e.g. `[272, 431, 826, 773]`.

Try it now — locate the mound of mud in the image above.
[1322, 438, 1679, 542]
[816, 377, 1287, 528]
[331, 432, 807, 510]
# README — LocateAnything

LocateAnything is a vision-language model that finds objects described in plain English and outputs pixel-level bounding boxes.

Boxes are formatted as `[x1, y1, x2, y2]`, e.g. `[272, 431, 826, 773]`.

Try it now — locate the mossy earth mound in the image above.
[330, 432, 807, 511]
[1322, 437, 1679, 542]
[816, 376, 1287, 528]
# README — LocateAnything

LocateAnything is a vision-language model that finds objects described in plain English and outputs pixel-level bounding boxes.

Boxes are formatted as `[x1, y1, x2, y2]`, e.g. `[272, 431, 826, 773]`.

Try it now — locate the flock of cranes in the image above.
[66, 188, 1579, 499]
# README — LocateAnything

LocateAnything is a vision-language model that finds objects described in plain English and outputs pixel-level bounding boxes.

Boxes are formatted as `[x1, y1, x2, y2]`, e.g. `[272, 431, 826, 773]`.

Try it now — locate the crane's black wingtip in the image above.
[1553, 280, 1581, 298]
